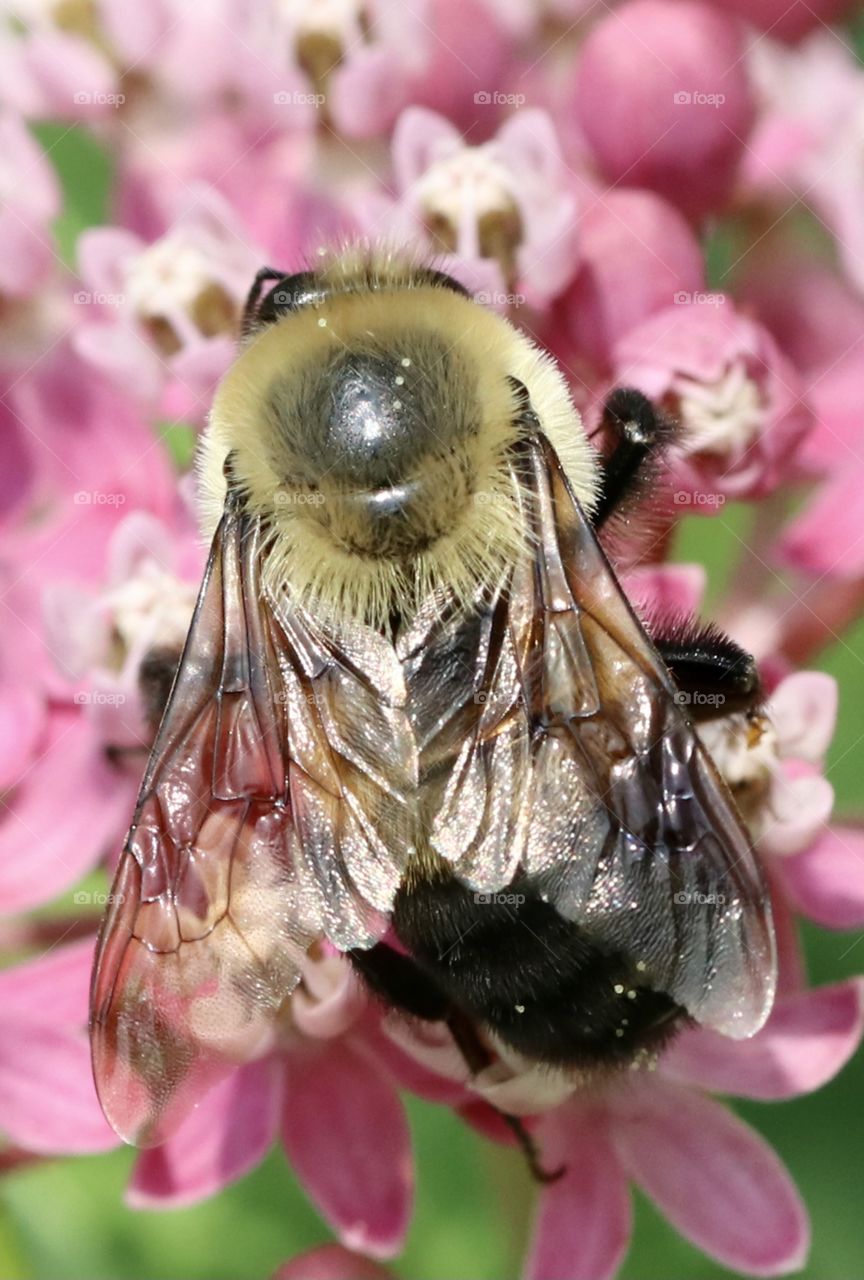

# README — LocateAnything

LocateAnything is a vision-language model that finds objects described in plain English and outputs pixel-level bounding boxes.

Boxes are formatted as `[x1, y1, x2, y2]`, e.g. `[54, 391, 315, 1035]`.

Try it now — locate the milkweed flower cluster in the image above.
[2, 3, 864, 1279]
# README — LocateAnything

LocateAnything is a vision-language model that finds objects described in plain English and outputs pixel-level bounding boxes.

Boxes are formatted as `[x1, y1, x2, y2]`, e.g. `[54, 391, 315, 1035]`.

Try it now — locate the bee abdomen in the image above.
[392, 873, 684, 1069]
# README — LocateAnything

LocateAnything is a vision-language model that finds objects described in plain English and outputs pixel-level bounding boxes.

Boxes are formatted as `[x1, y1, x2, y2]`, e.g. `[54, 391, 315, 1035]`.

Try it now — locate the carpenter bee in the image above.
[90, 247, 775, 1159]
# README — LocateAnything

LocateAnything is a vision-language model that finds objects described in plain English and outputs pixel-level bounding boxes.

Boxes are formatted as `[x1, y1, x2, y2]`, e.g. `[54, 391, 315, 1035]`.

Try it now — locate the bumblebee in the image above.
[91, 248, 775, 1160]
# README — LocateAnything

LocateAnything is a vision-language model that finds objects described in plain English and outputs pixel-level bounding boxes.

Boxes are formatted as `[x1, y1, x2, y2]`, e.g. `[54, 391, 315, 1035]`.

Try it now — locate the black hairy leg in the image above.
[347, 942, 564, 1183]
[591, 387, 676, 530]
[648, 617, 763, 723]
[240, 266, 284, 336]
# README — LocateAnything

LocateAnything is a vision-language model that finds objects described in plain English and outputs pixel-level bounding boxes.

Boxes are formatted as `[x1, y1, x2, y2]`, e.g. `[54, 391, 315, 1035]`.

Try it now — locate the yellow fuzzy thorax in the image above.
[199, 255, 599, 628]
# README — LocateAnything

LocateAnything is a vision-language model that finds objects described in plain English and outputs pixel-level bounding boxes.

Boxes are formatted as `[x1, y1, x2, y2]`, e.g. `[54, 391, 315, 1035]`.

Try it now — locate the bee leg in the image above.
[650, 617, 763, 722]
[347, 943, 451, 1020]
[348, 946, 565, 1184]
[592, 387, 675, 529]
[445, 1007, 566, 1185]
[240, 266, 286, 336]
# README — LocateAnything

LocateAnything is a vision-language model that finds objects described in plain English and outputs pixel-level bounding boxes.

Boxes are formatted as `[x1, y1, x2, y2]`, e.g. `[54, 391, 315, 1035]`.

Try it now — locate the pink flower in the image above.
[572, 0, 756, 220]
[743, 32, 864, 295]
[73, 191, 261, 421]
[359, 107, 580, 307]
[378, 971, 862, 1280]
[531, 981, 861, 1278]
[0, 108, 60, 297]
[128, 949, 413, 1260]
[560, 187, 705, 373]
[2, 343, 177, 528]
[780, 472, 864, 581]
[273, 1246, 394, 1280]
[0, 938, 118, 1154]
[0, 8, 118, 120]
[0, 450, 194, 914]
[699, 671, 836, 860]
[613, 299, 813, 503]
[702, 0, 851, 42]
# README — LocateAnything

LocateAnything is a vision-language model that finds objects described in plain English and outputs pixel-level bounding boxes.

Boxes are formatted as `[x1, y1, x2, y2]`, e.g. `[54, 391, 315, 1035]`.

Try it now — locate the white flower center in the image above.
[123, 238, 238, 353]
[699, 712, 779, 791]
[278, 0, 364, 42]
[413, 145, 521, 258]
[674, 360, 764, 456]
[124, 239, 215, 320]
[104, 559, 196, 663]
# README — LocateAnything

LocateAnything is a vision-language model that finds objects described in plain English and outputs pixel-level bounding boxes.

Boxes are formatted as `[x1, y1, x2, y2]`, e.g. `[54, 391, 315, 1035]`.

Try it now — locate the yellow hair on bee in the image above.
[199, 247, 599, 627]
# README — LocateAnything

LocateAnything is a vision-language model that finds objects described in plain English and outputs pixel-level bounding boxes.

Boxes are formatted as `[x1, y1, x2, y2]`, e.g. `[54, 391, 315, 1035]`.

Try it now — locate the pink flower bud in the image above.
[573, 0, 756, 219]
[702, 0, 851, 43]
[561, 187, 704, 370]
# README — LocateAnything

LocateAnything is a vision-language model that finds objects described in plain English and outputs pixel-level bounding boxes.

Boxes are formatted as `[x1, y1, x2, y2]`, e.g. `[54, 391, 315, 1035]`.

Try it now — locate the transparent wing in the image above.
[424, 437, 776, 1039]
[90, 494, 410, 1145]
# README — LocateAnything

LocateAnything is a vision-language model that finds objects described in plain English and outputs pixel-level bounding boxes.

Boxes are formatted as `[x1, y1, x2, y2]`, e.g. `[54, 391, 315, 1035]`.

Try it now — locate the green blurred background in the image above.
[1, 125, 863, 1280]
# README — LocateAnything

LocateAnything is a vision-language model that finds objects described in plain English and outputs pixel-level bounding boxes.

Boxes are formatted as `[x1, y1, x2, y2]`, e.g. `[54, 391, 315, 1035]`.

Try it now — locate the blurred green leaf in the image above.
[31, 123, 113, 267]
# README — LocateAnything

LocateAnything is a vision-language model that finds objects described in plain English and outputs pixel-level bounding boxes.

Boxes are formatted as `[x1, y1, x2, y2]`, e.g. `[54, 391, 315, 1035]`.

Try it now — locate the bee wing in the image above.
[430, 437, 776, 1039]
[90, 494, 408, 1146]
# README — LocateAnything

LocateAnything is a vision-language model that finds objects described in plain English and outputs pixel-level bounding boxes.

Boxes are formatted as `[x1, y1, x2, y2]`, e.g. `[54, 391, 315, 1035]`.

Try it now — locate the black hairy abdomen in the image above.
[391, 874, 684, 1068]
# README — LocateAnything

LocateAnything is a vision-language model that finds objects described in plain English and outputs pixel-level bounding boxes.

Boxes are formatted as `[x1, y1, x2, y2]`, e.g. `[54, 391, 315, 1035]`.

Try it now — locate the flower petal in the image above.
[524, 1103, 631, 1280]
[0, 1022, 117, 1154]
[777, 824, 864, 929]
[0, 710, 134, 913]
[0, 936, 94, 1026]
[281, 1042, 412, 1259]
[769, 672, 837, 762]
[272, 1246, 394, 1280]
[126, 1058, 281, 1208]
[613, 1080, 808, 1276]
[661, 980, 864, 1099]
